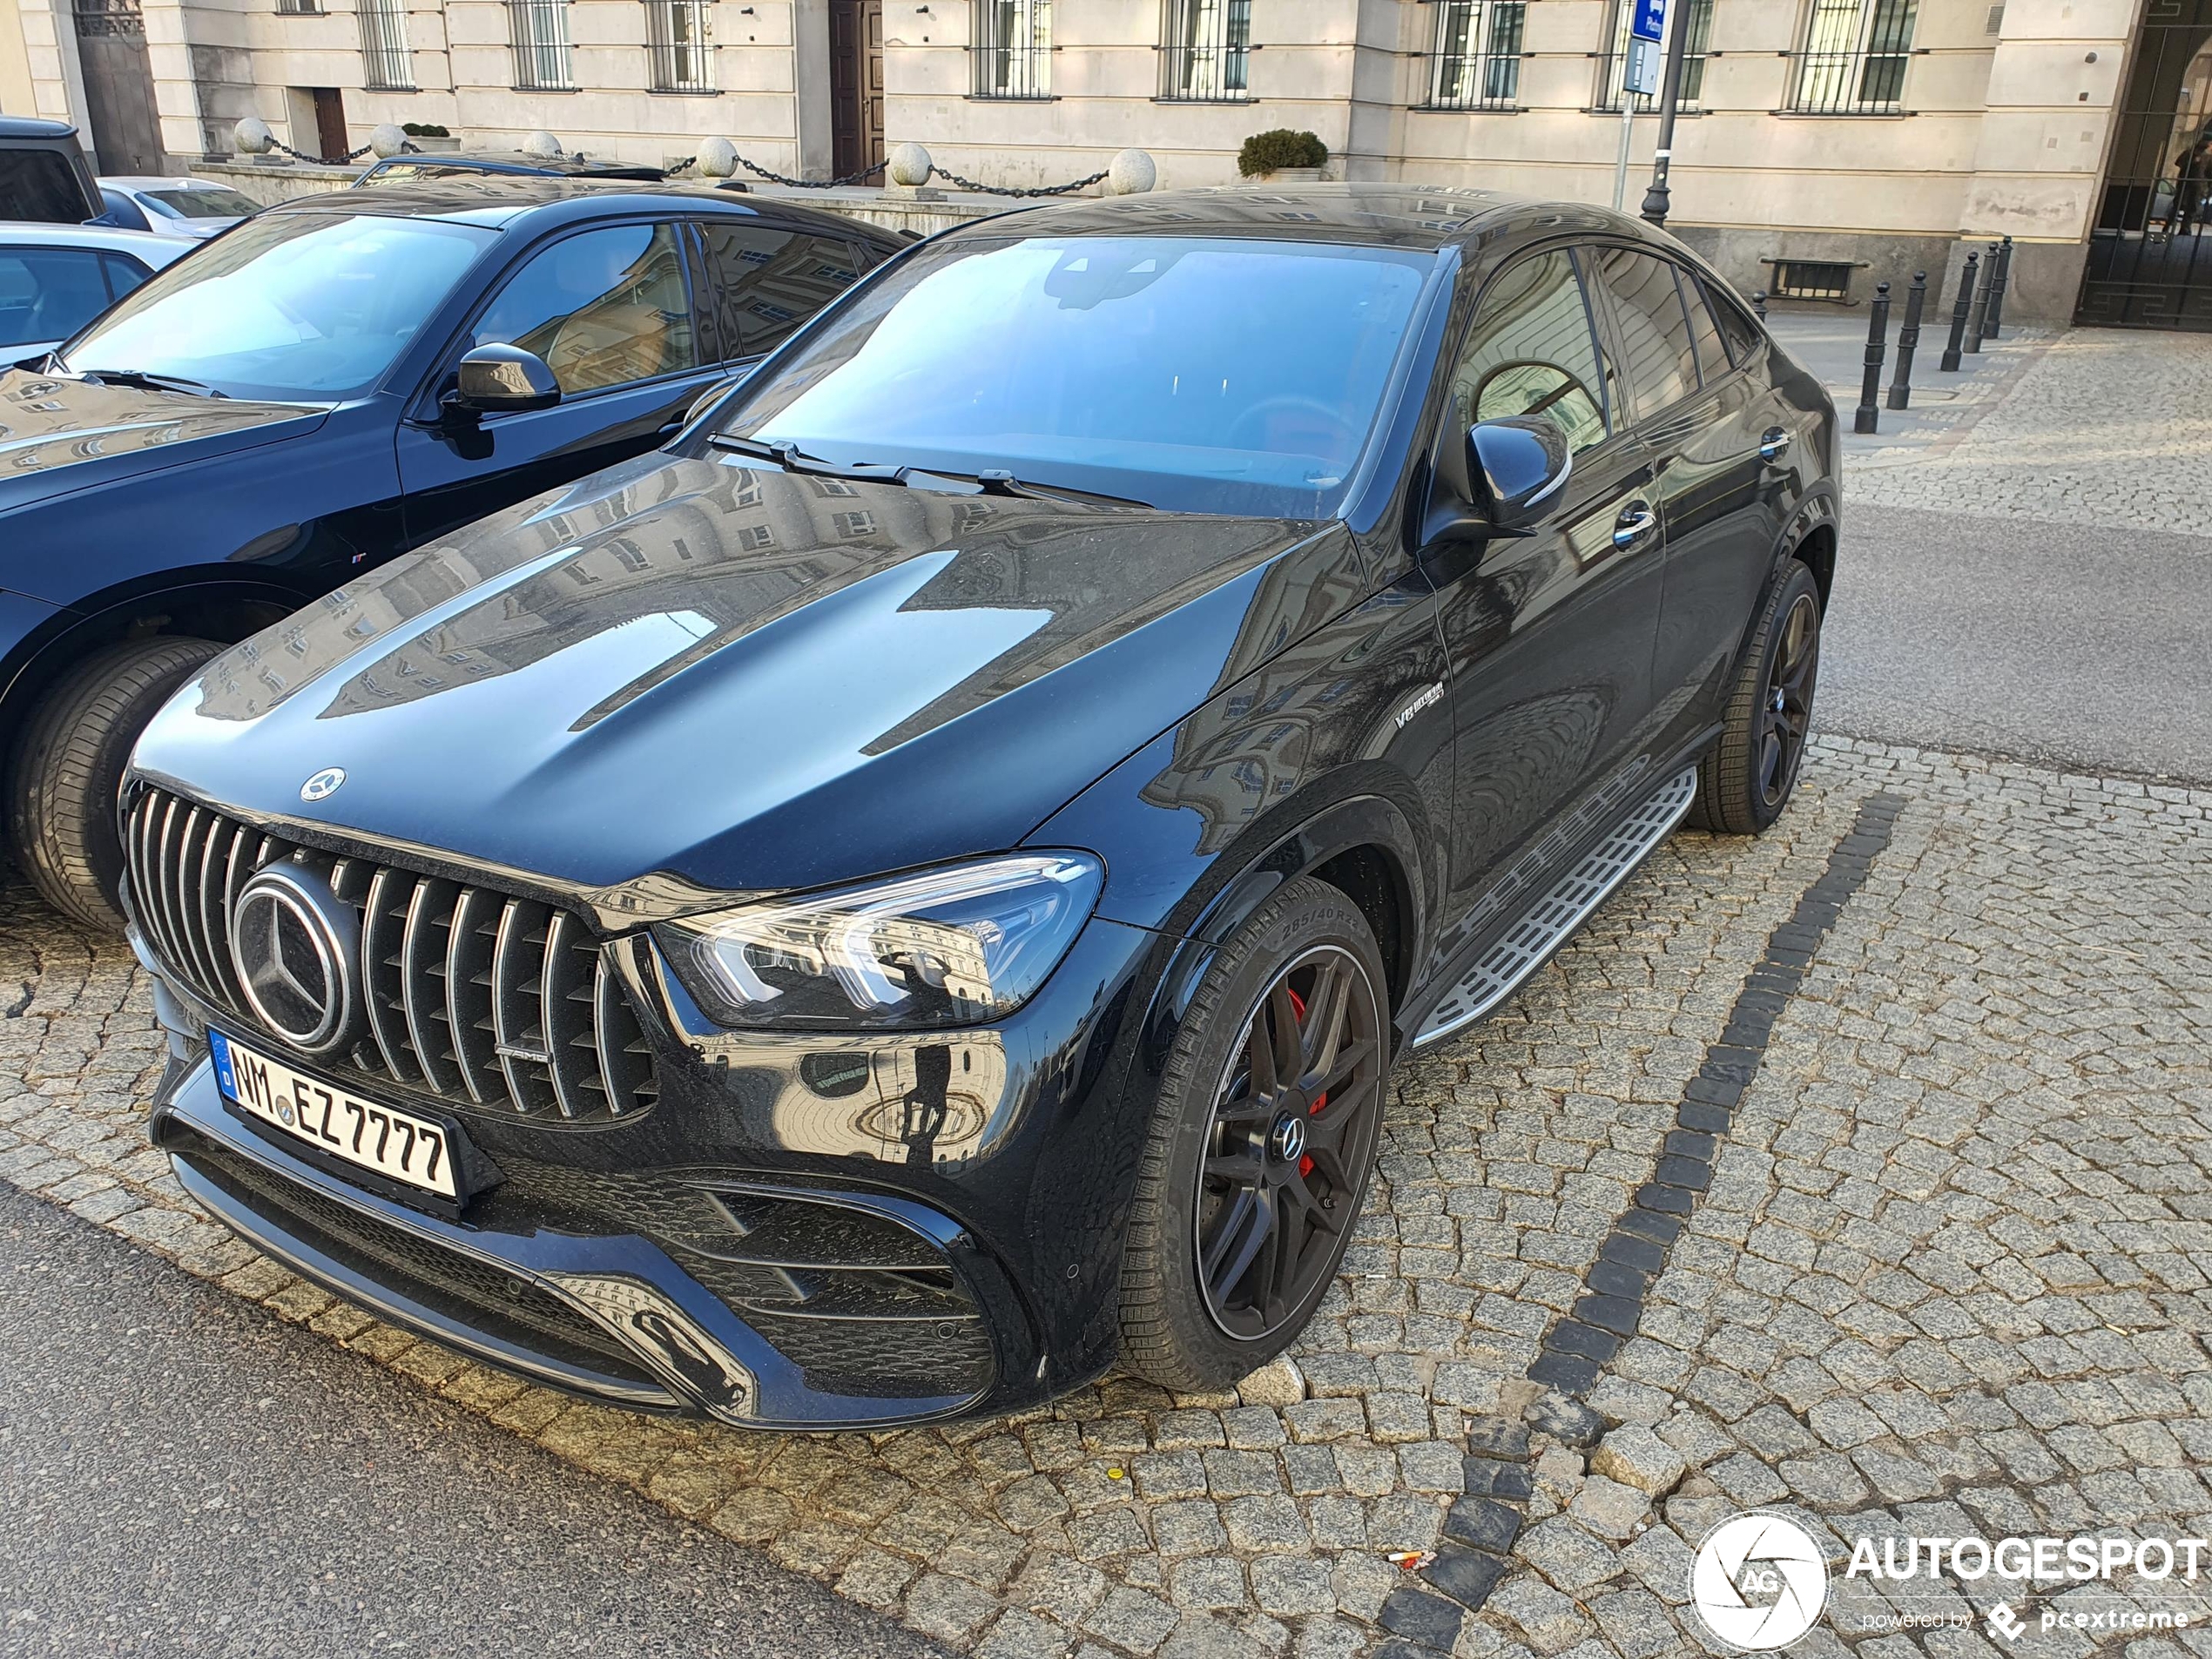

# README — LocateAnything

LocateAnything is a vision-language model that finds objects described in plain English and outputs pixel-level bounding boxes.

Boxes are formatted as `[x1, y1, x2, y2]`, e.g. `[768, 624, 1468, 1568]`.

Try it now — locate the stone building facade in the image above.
[0, 0, 2197, 325]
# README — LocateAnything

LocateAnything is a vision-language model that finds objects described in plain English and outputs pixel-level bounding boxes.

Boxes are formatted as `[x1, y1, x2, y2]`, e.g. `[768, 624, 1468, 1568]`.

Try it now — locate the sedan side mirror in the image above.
[1467, 418, 1571, 536]
[448, 344, 561, 417]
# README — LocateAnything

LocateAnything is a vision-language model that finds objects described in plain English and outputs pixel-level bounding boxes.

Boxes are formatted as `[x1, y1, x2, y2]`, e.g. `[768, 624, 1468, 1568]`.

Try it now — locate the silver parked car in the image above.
[95, 176, 260, 240]
[0, 221, 192, 363]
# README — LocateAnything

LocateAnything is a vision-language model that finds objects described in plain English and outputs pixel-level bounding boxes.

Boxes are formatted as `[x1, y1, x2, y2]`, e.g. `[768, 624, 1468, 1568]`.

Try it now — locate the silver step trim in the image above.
[1414, 766, 1699, 1049]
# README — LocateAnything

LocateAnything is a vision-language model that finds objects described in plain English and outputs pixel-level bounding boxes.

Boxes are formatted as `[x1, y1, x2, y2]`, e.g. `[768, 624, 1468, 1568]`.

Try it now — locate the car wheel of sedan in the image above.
[1690, 560, 1823, 837]
[6, 636, 224, 931]
[1118, 876, 1390, 1391]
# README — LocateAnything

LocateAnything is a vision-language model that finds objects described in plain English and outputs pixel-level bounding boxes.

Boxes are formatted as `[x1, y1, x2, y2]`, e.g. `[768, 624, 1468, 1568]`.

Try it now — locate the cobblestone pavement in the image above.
[5, 735, 2209, 1657]
[1841, 328, 2212, 536]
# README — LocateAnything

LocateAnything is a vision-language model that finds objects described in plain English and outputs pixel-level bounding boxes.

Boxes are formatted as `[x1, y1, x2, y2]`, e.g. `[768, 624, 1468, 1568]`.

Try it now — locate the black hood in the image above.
[132, 450, 1365, 900]
[0, 369, 327, 509]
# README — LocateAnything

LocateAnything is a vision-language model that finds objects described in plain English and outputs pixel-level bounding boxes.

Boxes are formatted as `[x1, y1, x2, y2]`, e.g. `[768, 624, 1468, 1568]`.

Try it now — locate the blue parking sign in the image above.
[1630, 0, 1667, 41]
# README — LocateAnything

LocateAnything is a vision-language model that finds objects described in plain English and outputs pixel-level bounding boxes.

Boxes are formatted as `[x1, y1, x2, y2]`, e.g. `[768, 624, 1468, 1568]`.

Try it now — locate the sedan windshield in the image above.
[61, 212, 494, 401]
[711, 235, 1436, 517]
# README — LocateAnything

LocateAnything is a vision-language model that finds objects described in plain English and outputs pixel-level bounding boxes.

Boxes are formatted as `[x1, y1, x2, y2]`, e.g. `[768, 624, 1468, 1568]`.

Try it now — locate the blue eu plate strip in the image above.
[207, 1028, 238, 1099]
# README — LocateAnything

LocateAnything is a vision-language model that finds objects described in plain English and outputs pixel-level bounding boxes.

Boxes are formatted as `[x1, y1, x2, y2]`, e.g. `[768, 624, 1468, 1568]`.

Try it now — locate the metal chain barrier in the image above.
[928, 166, 1109, 198]
[263, 137, 377, 165]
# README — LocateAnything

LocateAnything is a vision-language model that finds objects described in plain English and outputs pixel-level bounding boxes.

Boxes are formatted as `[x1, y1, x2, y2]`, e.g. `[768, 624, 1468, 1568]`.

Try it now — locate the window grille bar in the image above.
[1159, 0, 1250, 102]
[360, 0, 414, 89]
[508, 0, 576, 91]
[1787, 0, 1917, 114]
[971, 0, 1051, 98]
[1420, 0, 1525, 112]
[646, 0, 715, 91]
[1593, 0, 1710, 112]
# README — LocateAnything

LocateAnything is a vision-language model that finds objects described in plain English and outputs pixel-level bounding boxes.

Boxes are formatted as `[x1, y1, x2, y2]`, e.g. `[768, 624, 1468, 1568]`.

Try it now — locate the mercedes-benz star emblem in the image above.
[300, 767, 347, 804]
[1271, 1114, 1307, 1165]
[228, 863, 362, 1055]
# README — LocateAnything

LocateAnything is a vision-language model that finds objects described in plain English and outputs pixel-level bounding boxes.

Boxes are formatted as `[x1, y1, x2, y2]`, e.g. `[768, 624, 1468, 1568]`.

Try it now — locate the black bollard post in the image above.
[1886, 270, 1927, 410]
[1986, 235, 2013, 339]
[1965, 247, 1993, 354]
[1940, 252, 1979, 371]
[1854, 280, 1890, 435]
[1752, 289, 1769, 323]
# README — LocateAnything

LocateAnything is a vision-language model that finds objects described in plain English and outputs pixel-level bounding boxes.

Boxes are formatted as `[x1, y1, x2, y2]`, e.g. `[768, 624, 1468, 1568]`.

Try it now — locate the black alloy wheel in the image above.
[1117, 874, 1392, 1391]
[1193, 942, 1386, 1340]
[1690, 558, 1824, 836]
[1757, 590, 1821, 812]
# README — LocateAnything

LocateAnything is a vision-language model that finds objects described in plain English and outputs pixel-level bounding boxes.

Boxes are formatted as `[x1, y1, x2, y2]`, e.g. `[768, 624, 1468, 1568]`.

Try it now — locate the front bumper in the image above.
[142, 902, 1167, 1431]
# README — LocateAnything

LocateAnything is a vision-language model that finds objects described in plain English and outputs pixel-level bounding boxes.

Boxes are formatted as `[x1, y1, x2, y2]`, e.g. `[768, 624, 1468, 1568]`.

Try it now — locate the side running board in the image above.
[1413, 766, 1699, 1049]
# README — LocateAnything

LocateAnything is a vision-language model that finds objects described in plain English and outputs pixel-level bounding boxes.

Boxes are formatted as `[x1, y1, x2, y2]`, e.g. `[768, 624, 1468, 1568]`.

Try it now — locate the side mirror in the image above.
[447, 344, 561, 417]
[1467, 417, 1571, 536]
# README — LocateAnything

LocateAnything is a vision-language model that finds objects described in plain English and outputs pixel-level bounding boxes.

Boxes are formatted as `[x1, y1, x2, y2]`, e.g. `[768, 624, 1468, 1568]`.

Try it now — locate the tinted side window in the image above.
[1678, 268, 1730, 384]
[1593, 246, 1699, 420]
[1450, 247, 1610, 457]
[698, 222, 863, 356]
[1702, 278, 1764, 367]
[0, 248, 113, 348]
[101, 254, 152, 301]
[0, 150, 93, 223]
[472, 221, 697, 395]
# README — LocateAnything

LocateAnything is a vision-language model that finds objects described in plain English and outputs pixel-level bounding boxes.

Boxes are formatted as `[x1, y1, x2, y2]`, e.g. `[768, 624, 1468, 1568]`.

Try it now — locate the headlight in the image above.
[658, 853, 1103, 1030]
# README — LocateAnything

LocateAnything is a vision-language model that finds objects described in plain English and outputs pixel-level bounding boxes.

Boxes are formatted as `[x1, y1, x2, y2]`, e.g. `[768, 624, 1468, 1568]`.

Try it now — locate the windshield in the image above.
[142, 185, 258, 219]
[62, 212, 494, 400]
[711, 234, 1435, 517]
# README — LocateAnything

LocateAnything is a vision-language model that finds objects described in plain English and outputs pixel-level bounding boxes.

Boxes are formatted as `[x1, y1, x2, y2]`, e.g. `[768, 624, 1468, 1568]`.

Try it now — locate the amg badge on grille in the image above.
[300, 766, 346, 803]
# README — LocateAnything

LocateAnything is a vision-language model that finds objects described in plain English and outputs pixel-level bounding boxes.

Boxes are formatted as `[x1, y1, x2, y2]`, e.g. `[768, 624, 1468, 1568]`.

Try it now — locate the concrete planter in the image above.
[1258, 166, 1324, 185]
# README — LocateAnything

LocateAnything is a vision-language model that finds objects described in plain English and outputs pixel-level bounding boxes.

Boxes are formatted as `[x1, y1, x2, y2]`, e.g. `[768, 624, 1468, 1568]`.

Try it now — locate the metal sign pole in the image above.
[1619, 2, 1665, 217]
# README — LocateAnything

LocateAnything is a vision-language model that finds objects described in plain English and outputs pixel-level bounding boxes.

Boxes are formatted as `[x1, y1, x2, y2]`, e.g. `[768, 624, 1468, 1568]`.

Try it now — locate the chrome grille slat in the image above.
[361, 866, 418, 1083]
[445, 886, 500, 1105]
[491, 898, 556, 1116]
[401, 876, 461, 1096]
[125, 788, 654, 1129]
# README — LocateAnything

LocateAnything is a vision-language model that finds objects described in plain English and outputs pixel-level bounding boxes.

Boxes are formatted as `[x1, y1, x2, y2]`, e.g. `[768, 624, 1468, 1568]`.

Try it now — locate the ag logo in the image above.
[1690, 1512, 1828, 1650]
[300, 767, 346, 804]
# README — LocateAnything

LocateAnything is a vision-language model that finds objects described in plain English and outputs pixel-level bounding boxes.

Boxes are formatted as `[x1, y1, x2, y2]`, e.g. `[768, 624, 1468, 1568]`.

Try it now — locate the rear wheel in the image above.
[1690, 561, 1823, 836]
[6, 637, 224, 930]
[1118, 877, 1390, 1391]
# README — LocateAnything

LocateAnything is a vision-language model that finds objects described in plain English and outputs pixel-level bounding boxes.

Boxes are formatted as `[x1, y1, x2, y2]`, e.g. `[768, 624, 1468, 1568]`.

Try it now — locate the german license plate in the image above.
[209, 1029, 458, 1199]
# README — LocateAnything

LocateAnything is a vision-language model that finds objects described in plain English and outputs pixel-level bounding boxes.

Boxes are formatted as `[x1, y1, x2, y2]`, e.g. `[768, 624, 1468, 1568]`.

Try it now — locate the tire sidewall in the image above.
[1126, 877, 1389, 1385]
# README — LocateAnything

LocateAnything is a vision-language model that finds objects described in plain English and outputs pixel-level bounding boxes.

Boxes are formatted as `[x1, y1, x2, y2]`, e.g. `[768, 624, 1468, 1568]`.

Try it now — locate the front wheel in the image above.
[1690, 561, 1823, 836]
[1117, 876, 1391, 1391]
[5, 636, 224, 930]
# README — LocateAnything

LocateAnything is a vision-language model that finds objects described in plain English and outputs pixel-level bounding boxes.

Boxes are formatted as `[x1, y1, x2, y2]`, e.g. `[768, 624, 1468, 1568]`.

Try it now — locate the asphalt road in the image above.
[0, 1184, 940, 1659]
[1819, 502, 2212, 784]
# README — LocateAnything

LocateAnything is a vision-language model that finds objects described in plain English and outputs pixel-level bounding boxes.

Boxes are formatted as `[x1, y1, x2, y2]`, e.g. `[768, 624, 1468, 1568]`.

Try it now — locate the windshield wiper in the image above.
[72, 368, 227, 398]
[709, 435, 1153, 509]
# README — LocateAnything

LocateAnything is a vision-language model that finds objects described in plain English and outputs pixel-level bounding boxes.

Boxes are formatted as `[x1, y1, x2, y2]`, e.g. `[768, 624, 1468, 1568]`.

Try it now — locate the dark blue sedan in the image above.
[0, 176, 903, 926]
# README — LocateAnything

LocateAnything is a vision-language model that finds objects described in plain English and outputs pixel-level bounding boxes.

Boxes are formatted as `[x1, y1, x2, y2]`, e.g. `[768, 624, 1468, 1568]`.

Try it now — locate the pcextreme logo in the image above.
[1689, 1511, 1829, 1650]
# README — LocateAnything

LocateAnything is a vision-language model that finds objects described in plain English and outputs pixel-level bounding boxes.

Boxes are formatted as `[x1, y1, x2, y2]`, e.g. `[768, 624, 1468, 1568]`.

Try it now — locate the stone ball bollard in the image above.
[887, 142, 934, 187]
[1105, 148, 1157, 196]
[695, 136, 738, 179]
[521, 130, 563, 160]
[369, 123, 408, 159]
[233, 117, 274, 156]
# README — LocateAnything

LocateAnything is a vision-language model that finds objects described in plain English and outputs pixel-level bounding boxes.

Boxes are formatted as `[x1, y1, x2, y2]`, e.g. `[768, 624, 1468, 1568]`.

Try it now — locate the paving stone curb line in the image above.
[3, 732, 2210, 1659]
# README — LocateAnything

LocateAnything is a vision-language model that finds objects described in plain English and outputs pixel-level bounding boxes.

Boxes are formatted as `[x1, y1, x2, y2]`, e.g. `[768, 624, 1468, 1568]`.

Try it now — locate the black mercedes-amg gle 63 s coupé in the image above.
[126, 185, 1838, 1430]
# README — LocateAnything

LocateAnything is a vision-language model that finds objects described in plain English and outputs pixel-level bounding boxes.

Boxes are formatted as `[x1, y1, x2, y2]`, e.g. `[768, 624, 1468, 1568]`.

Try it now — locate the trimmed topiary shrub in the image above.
[1238, 129, 1327, 178]
[401, 122, 451, 138]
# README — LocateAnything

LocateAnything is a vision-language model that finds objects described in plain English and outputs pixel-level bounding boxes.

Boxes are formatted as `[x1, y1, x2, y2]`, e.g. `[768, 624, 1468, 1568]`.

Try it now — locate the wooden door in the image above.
[313, 87, 349, 163]
[829, 0, 885, 181]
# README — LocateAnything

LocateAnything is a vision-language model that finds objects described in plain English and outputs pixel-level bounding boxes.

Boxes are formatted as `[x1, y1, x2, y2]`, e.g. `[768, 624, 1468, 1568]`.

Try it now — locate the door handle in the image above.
[1758, 428, 1792, 462]
[1612, 505, 1658, 549]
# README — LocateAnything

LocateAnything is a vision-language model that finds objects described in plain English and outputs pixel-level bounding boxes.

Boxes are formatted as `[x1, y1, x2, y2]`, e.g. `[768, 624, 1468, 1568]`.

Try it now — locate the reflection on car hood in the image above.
[0, 370, 326, 503]
[134, 451, 1362, 898]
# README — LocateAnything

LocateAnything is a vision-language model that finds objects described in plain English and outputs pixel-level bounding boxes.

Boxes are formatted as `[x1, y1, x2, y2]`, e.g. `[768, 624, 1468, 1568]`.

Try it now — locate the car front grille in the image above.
[126, 786, 658, 1126]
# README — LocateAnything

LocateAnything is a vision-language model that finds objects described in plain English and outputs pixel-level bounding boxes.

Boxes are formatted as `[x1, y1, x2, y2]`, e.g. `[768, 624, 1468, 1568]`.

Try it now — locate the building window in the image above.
[1422, 0, 1525, 112]
[1789, 0, 1916, 114]
[276, 0, 320, 14]
[359, 0, 415, 90]
[1595, 0, 1711, 112]
[1160, 0, 1250, 102]
[646, 0, 714, 91]
[972, 0, 1050, 98]
[508, 0, 575, 91]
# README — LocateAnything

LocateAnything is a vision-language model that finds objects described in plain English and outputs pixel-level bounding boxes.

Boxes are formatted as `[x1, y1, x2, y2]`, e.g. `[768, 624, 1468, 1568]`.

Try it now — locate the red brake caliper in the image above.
[1285, 986, 1322, 1178]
